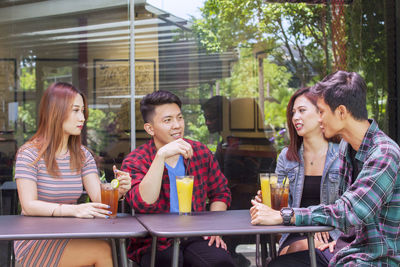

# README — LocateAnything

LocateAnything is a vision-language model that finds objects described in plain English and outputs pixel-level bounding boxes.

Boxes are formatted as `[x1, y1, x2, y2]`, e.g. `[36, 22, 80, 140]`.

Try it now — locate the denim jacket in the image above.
[276, 142, 342, 248]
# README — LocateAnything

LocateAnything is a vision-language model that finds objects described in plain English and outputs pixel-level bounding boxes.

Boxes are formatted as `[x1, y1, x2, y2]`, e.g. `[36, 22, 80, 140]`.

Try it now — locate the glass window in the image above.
[0, 0, 394, 260]
[0, 1, 130, 182]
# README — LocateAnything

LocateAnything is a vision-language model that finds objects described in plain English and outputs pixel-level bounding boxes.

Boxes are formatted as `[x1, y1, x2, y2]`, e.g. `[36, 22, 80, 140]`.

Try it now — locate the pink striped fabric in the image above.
[13, 144, 98, 267]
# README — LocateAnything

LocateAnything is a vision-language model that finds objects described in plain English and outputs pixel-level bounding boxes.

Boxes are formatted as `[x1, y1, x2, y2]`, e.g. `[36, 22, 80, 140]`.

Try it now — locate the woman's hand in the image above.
[74, 203, 111, 218]
[314, 232, 330, 244]
[113, 165, 132, 198]
[317, 240, 336, 253]
[254, 190, 263, 203]
[250, 199, 282, 225]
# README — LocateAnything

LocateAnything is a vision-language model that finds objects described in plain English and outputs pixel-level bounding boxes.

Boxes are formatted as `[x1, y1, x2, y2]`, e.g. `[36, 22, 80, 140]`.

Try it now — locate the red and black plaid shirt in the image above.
[121, 138, 231, 263]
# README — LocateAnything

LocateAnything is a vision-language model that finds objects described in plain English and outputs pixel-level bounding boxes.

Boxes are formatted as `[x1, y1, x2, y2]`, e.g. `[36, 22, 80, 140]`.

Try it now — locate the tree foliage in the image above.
[20, 67, 36, 91]
[193, 0, 389, 131]
[193, 0, 331, 86]
[217, 48, 292, 128]
[181, 83, 217, 147]
[86, 108, 117, 153]
[346, 0, 387, 129]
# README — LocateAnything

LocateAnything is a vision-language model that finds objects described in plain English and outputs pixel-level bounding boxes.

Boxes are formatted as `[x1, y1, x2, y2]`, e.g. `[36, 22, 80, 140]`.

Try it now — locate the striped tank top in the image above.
[13, 144, 98, 267]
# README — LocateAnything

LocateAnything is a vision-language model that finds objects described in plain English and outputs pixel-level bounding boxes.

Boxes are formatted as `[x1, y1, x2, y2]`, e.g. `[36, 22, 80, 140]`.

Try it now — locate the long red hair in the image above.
[27, 82, 88, 177]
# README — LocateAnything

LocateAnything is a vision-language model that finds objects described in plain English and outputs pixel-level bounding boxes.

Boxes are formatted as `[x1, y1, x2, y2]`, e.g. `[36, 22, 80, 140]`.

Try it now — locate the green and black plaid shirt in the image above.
[295, 120, 400, 266]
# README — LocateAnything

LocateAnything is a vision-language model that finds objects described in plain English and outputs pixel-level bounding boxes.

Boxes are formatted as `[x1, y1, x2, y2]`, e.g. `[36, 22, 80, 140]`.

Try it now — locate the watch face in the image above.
[281, 207, 293, 225]
[280, 207, 294, 216]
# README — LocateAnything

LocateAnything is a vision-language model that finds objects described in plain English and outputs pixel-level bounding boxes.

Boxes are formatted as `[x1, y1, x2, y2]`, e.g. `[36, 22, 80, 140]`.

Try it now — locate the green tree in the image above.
[20, 67, 36, 91]
[346, 0, 387, 129]
[16, 67, 37, 142]
[218, 48, 292, 127]
[181, 83, 217, 148]
[193, 0, 331, 86]
[86, 108, 117, 153]
[181, 48, 292, 152]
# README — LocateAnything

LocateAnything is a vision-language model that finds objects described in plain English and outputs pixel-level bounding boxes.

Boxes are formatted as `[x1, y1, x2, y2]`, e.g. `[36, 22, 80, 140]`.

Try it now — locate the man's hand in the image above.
[203, 236, 227, 250]
[250, 199, 282, 225]
[113, 165, 132, 198]
[317, 240, 336, 253]
[157, 139, 193, 160]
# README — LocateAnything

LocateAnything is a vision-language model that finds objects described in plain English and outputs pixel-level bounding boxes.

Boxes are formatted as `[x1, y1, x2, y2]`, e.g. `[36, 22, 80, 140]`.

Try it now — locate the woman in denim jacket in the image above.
[276, 143, 341, 255]
[260, 87, 342, 256]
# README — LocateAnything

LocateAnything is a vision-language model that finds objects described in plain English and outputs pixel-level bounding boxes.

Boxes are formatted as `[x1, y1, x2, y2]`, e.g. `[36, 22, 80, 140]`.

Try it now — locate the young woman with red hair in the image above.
[14, 82, 131, 267]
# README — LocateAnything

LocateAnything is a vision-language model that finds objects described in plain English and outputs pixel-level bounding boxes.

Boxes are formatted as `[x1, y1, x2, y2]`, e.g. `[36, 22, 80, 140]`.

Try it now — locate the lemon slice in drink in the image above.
[270, 174, 278, 185]
[111, 179, 119, 189]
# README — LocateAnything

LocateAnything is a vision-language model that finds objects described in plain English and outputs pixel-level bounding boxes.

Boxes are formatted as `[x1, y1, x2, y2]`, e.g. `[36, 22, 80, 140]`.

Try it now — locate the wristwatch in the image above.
[280, 207, 294, 226]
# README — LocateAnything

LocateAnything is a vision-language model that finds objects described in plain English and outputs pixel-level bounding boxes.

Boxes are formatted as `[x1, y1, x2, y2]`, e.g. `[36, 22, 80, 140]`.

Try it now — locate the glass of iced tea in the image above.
[176, 175, 194, 215]
[270, 182, 289, 210]
[100, 183, 119, 218]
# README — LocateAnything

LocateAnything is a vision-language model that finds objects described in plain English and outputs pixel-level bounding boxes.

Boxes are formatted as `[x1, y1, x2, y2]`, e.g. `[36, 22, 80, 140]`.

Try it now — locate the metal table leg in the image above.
[260, 235, 268, 267]
[171, 237, 180, 267]
[111, 239, 118, 267]
[269, 234, 277, 259]
[11, 240, 15, 267]
[307, 232, 317, 267]
[255, 234, 261, 267]
[119, 238, 128, 267]
[150, 236, 157, 267]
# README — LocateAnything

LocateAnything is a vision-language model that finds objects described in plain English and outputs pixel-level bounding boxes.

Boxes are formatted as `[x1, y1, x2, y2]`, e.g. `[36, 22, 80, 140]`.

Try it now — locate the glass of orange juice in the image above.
[100, 183, 119, 218]
[259, 173, 271, 207]
[176, 175, 194, 215]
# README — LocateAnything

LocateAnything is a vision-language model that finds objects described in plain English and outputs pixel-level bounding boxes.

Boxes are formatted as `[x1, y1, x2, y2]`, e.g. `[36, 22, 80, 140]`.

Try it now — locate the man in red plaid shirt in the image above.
[121, 90, 235, 267]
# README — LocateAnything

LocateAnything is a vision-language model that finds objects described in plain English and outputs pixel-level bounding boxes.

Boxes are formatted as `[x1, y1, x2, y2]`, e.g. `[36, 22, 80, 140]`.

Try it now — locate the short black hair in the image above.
[201, 95, 223, 112]
[201, 96, 224, 133]
[311, 70, 368, 120]
[140, 90, 182, 123]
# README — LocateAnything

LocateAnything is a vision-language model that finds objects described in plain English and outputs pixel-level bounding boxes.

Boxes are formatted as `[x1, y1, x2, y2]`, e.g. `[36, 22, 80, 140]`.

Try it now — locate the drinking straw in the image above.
[185, 158, 190, 176]
[113, 158, 117, 180]
[278, 176, 288, 207]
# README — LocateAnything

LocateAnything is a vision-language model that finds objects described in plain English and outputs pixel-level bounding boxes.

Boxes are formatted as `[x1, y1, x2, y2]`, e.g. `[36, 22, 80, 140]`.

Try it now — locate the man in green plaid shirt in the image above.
[250, 71, 400, 266]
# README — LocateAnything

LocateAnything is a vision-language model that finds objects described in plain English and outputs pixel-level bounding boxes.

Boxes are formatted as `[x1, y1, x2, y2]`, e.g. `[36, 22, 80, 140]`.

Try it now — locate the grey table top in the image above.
[136, 209, 333, 237]
[0, 213, 147, 240]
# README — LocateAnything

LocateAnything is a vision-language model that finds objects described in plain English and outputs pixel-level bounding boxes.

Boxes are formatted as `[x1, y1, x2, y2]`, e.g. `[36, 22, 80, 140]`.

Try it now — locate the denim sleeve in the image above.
[276, 148, 288, 183]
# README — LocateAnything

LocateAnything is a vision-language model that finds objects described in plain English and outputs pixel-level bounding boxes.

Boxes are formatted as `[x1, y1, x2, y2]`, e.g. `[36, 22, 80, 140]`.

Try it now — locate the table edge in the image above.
[144, 226, 334, 238]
